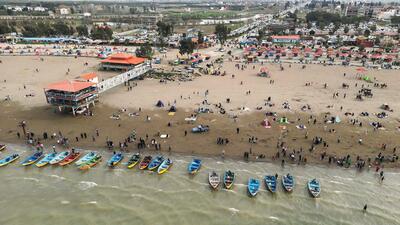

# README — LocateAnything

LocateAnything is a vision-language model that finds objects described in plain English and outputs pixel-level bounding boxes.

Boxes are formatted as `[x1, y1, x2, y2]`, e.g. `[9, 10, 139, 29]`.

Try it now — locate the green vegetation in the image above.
[0, 21, 16, 34]
[169, 11, 238, 20]
[76, 25, 88, 37]
[135, 44, 153, 59]
[21, 21, 74, 37]
[156, 21, 173, 47]
[91, 26, 113, 40]
[214, 24, 230, 46]
[391, 16, 400, 24]
[179, 38, 195, 57]
[306, 11, 369, 27]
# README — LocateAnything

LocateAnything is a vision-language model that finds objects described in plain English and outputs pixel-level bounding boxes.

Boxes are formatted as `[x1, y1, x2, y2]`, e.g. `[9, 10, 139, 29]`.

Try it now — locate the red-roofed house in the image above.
[44, 80, 98, 115]
[101, 53, 146, 70]
[271, 35, 300, 44]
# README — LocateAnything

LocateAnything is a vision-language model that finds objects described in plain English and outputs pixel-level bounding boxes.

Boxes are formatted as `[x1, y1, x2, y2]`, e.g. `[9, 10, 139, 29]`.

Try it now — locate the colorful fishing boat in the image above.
[148, 155, 164, 171]
[75, 151, 98, 166]
[0, 154, 19, 167]
[127, 153, 141, 169]
[264, 175, 277, 193]
[36, 152, 57, 167]
[0, 144, 6, 151]
[21, 151, 43, 166]
[208, 171, 220, 190]
[157, 158, 173, 174]
[49, 151, 70, 165]
[59, 151, 81, 166]
[282, 174, 295, 192]
[79, 155, 102, 170]
[107, 152, 123, 167]
[223, 170, 235, 189]
[139, 155, 152, 170]
[308, 179, 321, 198]
[187, 159, 202, 174]
[248, 178, 260, 197]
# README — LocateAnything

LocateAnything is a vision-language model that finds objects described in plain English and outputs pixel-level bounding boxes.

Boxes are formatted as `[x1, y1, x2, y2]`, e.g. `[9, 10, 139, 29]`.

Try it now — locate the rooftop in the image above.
[46, 80, 95, 92]
[101, 53, 146, 65]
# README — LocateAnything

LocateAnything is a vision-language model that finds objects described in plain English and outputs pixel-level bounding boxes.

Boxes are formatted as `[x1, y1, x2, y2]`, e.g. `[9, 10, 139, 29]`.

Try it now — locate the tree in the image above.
[370, 24, 377, 32]
[179, 38, 195, 58]
[344, 26, 349, 34]
[0, 22, 13, 34]
[91, 26, 113, 40]
[364, 29, 371, 37]
[76, 25, 88, 36]
[257, 29, 265, 44]
[214, 24, 230, 46]
[156, 21, 173, 38]
[197, 31, 204, 45]
[53, 21, 73, 36]
[309, 30, 315, 36]
[135, 44, 153, 59]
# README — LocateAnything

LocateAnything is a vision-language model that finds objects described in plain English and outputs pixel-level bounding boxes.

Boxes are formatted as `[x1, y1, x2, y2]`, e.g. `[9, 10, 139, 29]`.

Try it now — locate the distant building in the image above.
[271, 35, 300, 44]
[59, 8, 70, 15]
[345, 6, 358, 17]
[44, 80, 98, 115]
[101, 53, 146, 70]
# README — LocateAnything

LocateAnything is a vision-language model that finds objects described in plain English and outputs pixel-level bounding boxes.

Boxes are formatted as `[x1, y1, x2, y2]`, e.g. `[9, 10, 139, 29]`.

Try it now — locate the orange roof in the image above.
[46, 80, 95, 92]
[271, 35, 300, 40]
[80, 72, 97, 80]
[101, 53, 146, 65]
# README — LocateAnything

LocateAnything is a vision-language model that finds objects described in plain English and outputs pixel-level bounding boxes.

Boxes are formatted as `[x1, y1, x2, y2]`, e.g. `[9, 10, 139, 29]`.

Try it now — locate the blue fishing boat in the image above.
[157, 158, 173, 174]
[264, 175, 277, 193]
[75, 151, 98, 166]
[282, 174, 295, 192]
[148, 155, 164, 171]
[187, 159, 202, 174]
[0, 154, 19, 167]
[21, 151, 43, 166]
[248, 178, 260, 197]
[107, 152, 124, 167]
[49, 151, 70, 165]
[308, 179, 321, 198]
[36, 152, 57, 167]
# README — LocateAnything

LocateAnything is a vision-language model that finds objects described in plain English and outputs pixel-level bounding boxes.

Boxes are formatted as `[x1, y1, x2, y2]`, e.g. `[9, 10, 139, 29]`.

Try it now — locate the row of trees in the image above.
[0, 21, 113, 40]
[306, 11, 369, 28]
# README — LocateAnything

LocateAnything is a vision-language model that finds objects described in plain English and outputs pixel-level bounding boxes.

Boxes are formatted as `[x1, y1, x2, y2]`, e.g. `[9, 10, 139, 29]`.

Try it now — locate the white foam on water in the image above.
[131, 193, 144, 198]
[329, 180, 345, 185]
[87, 201, 97, 204]
[216, 161, 224, 164]
[50, 174, 66, 180]
[78, 181, 98, 191]
[23, 177, 39, 182]
[334, 190, 342, 194]
[60, 200, 70, 204]
[228, 208, 240, 215]
[175, 159, 187, 163]
[333, 175, 353, 181]
[269, 216, 280, 221]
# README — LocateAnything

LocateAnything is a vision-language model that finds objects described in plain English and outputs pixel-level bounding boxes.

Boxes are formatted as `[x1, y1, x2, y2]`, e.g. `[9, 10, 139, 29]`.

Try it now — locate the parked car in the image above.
[192, 125, 210, 133]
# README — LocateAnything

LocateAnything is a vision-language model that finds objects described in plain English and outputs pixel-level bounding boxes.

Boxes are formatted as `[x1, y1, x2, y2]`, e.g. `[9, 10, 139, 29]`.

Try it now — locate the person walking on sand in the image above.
[363, 204, 367, 212]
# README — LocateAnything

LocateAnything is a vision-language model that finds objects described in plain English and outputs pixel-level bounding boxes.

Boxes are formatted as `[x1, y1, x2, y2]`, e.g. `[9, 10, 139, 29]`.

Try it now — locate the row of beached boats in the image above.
[0, 147, 321, 198]
[207, 171, 320, 198]
[0, 150, 174, 174]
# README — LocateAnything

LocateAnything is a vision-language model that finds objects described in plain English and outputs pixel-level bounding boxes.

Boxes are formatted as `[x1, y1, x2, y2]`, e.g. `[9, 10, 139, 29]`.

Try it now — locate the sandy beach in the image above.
[0, 54, 399, 167]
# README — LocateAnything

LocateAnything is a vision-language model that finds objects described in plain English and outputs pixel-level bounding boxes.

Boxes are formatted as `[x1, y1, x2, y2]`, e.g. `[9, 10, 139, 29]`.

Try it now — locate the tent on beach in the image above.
[156, 100, 165, 107]
[168, 106, 177, 112]
[258, 67, 271, 77]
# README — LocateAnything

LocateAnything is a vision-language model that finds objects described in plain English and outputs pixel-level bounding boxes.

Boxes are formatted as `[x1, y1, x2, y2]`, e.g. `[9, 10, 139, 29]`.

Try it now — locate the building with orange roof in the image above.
[44, 80, 98, 115]
[101, 53, 146, 70]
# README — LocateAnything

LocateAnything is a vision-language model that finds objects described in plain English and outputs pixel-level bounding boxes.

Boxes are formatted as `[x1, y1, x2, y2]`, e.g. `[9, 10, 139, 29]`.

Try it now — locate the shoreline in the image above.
[1, 101, 399, 169]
